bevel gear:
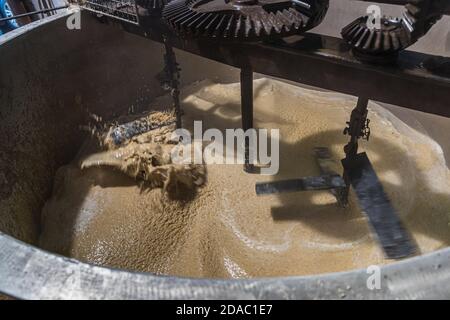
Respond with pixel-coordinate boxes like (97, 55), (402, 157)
(341, 16), (410, 56)
(162, 0), (329, 41)
(341, 0), (444, 59)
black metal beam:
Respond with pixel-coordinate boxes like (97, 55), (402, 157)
(120, 21), (450, 118)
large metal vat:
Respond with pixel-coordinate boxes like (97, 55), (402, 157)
(0, 3), (449, 299)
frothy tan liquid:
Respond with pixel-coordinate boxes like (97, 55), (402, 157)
(39, 78), (450, 278)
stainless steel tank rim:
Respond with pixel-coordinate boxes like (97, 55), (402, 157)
(1, 232), (449, 299)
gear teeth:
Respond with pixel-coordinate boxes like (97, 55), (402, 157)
(383, 31), (391, 51)
(403, 11), (418, 26)
(234, 15), (242, 38)
(398, 29), (410, 47)
(275, 11), (290, 32)
(342, 19), (359, 35)
(245, 16), (253, 38)
(212, 14), (228, 38)
(260, 12), (273, 36)
(172, 11), (194, 27)
(204, 14), (220, 37)
(354, 28), (369, 48)
(162, 0), (329, 41)
(362, 29), (375, 50)
(186, 13), (206, 33)
(194, 12), (211, 30)
(223, 14), (234, 38)
(287, 8), (305, 29)
(341, 16), (412, 57)
(390, 31), (400, 50)
(269, 12), (282, 34)
(344, 24), (360, 40)
(180, 12), (202, 32)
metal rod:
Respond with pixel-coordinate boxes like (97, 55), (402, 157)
(240, 68), (253, 131)
(163, 38), (182, 129)
(342, 96), (370, 202)
(0, 5), (69, 23)
(344, 96), (369, 158)
(240, 68), (254, 172)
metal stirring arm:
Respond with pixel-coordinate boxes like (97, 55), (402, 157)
(341, 97), (417, 259)
(256, 96), (417, 259)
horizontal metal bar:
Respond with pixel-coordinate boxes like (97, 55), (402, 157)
(114, 18), (450, 118)
(0, 5), (69, 23)
(256, 174), (346, 195)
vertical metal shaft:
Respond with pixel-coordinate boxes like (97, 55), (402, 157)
(344, 97), (369, 159)
(341, 96), (370, 203)
(163, 38), (182, 129)
(240, 68), (254, 172)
